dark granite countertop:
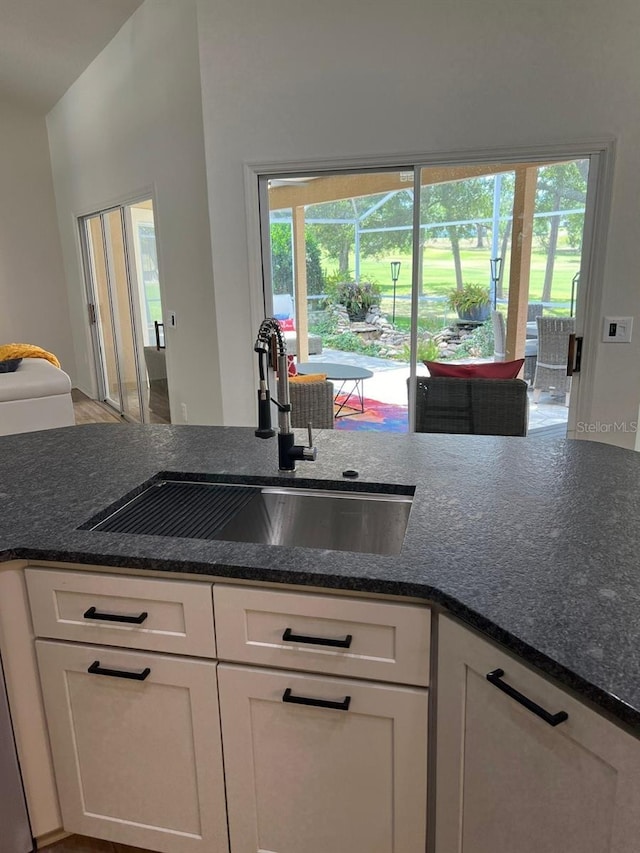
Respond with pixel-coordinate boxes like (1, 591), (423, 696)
(1, 424), (639, 731)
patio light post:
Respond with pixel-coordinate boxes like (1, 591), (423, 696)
(489, 256), (503, 309)
(390, 261), (401, 324)
(570, 271), (580, 317)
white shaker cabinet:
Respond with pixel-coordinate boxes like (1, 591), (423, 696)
(27, 568), (227, 853)
(218, 663), (428, 853)
(35, 640), (229, 853)
(435, 615), (640, 853)
(214, 583), (430, 853)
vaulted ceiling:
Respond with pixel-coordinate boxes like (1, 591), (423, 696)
(0, 0), (144, 112)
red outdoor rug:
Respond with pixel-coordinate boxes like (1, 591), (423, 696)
(333, 396), (408, 432)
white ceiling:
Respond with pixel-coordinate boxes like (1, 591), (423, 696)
(0, 0), (145, 112)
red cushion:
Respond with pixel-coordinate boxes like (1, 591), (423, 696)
(287, 355), (298, 377)
(277, 318), (295, 331)
(424, 359), (525, 379)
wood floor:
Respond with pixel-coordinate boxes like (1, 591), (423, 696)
(71, 389), (122, 424)
(40, 834), (155, 853)
(71, 389), (169, 425)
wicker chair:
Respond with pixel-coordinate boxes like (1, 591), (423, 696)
(412, 376), (528, 436)
(532, 317), (575, 406)
(289, 380), (334, 429)
(491, 310), (537, 383)
(527, 302), (544, 322)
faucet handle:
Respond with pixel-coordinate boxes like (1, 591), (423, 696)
(300, 423), (317, 461)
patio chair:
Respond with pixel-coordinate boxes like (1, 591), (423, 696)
(289, 380), (334, 429)
(527, 303), (544, 322)
(532, 316), (575, 406)
(491, 310), (537, 383)
(412, 376), (528, 436)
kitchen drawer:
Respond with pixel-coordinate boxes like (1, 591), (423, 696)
(214, 584), (430, 686)
(26, 568), (215, 657)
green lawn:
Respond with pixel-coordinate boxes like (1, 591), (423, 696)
(323, 237), (581, 305)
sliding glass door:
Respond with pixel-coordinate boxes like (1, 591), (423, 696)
(80, 198), (169, 423)
(259, 156), (593, 435)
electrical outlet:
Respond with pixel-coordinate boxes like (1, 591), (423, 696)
(180, 403), (188, 423)
(168, 311), (177, 328)
(603, 316), (633, 342)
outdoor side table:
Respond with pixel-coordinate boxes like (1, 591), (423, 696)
(296, 362), (374, 418)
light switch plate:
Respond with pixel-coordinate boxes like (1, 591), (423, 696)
(603, 316), (633, 342)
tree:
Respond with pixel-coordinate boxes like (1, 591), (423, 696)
(534, 162), (588, 302)
(362, 188), (440, 296)
(308, 190), (420, 285)
(270, 222), (292, 295)
(269, 221), (325, 295)
(357, 190), (414, 257)
(306, 200), (357, 276)
(428, 177), (494, 290)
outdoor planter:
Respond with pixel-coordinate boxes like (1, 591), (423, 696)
(455, 304), (491, 323)
(447, 283), (491, 324)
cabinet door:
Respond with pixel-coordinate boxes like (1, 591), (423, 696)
(36, 640), (228, 853)
(218, 664), (428, 853)
(436, 615), (640, 853)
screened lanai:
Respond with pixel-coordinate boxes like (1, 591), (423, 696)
(267, 163), (570, 361)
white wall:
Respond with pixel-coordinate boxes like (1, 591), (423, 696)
(47, 0), (222, 424)
(0, 101), (75, 374)
(196, 0), (640, 445)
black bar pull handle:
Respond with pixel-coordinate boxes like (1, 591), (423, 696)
(282, 687), (351, 711)
(282, 627), (352, 648)
(84, 606), (148, 625)
(567, 334), (583, 376)
(486, 668), (568, 727)
(88, 660), (151, 681)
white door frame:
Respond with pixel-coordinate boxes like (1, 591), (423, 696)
(244, 138), (616, 434)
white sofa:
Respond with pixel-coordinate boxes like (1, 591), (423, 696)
(0, 358), (75, 436)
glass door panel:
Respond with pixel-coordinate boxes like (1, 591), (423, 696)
(264, 170), (416, 433)
(86, 215), (121, 410)
(126, 199), (171, 423)
(104, 209), (143, 422)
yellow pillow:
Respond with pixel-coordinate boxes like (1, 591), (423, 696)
(288, 373), (328, 384)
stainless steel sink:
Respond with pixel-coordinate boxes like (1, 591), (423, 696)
(214, 486), (413, 555)
(87, 479), (413, 556)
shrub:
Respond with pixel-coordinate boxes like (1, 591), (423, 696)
(400, 336), (441, 363)
(326, 272), (382, 321)
(453, 320), (495, 358)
